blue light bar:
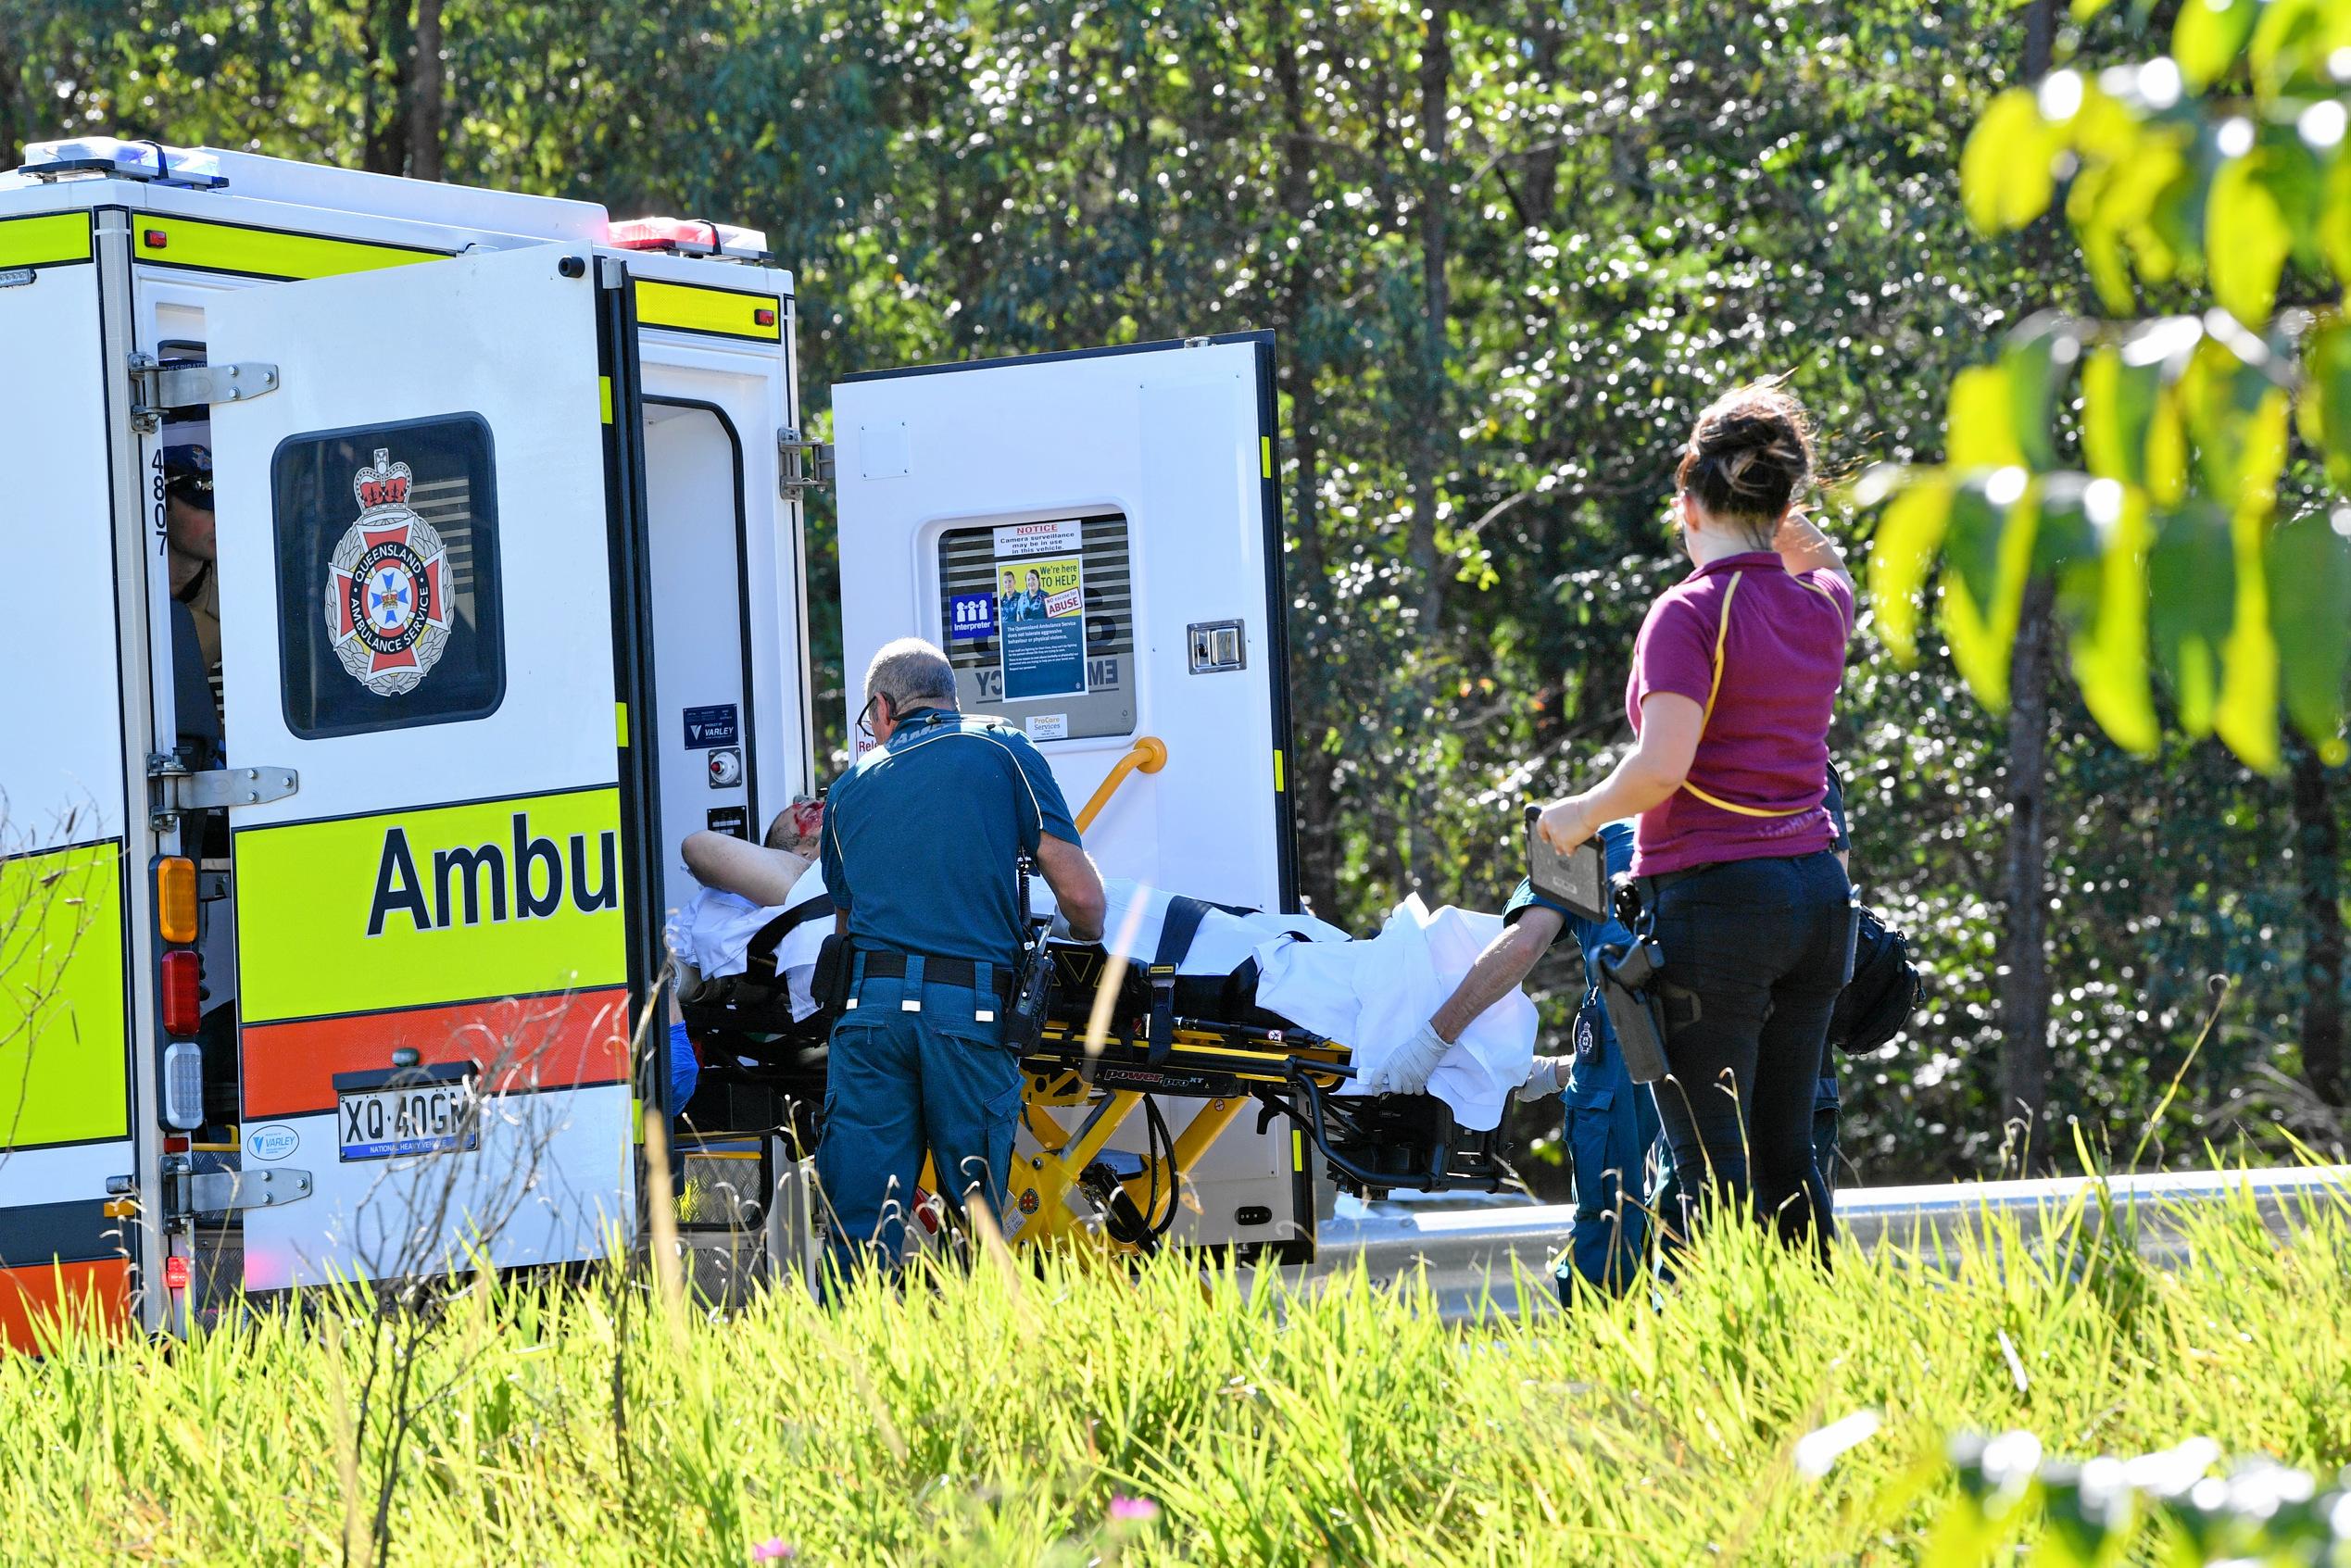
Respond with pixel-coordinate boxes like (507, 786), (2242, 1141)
(19, 137), (228, 190)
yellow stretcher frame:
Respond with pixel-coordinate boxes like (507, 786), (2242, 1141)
(995, 1021), (1349, 1253)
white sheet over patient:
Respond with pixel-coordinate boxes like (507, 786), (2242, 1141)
(1081, 881), (1536, 1132)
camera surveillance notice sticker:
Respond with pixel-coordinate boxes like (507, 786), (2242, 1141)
(993, 521), (1087, 702)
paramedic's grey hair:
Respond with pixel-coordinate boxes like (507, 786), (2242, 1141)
(864, 637), (958, 709)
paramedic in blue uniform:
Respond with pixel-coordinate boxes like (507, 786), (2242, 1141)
(816, 637), (1107, 1284)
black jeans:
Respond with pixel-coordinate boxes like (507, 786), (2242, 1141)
(1647, 850), (1852, 1266)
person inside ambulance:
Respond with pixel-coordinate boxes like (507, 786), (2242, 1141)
(663, 797), (831, 1114)
(160, 445), (225, 770)
(164, 445), (222, 682)
(818, 637), (1107, 1286)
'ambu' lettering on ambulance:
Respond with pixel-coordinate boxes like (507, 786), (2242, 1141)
(368, 812), (618, 935)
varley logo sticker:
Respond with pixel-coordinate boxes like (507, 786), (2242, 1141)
(246, 1123), (300, 1160)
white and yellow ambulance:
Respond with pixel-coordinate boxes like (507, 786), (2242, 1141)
(0, 138), (1310, 1342)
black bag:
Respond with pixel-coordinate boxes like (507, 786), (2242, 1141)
(811, 933), (854, 1017)
(1829, 906), (1924, 1056)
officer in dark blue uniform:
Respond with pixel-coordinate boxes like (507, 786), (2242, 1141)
(816, 638), (1107, 1283)
(1401, 819), (1655, 1297)
(1511, 820), (1664, 1298)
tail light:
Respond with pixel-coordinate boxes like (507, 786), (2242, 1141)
(160, 949), (202, 1037)
(157, 856), (197, 944)
(162, 1041), (204, 1131)
(161, 1255), (191, 1291)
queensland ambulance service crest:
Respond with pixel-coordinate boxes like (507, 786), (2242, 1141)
(323, 448), (451, 696)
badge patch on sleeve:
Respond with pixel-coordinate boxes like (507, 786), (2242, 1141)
(324, 448), (452, 696)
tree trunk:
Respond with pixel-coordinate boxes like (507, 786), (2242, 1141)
(1997, 579), (2056, 1157)
(1994, 0), (2060, 1164)
(2290, 739), (2345, 1104)
(1402, 4), (1452, 893)
(0, 26), (23, 168)
(1268, 3), (1339, 917)
(359, 0), (417, 176)
(407, 0), (446, 182)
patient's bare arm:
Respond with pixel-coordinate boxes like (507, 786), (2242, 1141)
(682, 830), (811, 908)
(1429, 907), (1564, 1043)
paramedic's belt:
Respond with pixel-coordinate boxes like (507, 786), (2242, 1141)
(853, 948), (1015, 1006)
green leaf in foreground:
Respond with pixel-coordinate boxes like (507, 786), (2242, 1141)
(1867, 473), (1952, 663)
(2205, 149), (2292, 328)
(2215, 505), (2282, 771)
(2174, 0), (2261, 89)
(2060, 481), (2161, 758)
(2265, 506), (2351, 762)
(1962, 89), (2060, 234)
(1942, 471), (2037, 709)
(2148, 501), (2235, 737)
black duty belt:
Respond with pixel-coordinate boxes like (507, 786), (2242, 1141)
(855, 948), (1014, 1005)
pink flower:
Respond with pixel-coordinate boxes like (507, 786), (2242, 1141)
(1108, 1496), (1161, 1524)
(751, 1540), (796, 1562)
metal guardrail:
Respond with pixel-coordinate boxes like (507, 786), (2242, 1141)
(1309, 1165), (2351, 1316)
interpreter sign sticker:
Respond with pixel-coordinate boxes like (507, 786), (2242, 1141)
(949, 592), (997, 642)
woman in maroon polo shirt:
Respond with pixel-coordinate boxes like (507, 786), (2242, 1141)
(1535, 383), (1854, 1266)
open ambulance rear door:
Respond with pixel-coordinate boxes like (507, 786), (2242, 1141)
(0, 207), (159, 1344)
(831, 332), (1313, 1257)
(205, 245), (660, 1289)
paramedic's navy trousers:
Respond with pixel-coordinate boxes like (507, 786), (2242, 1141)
(814, 955), (1025, 1291)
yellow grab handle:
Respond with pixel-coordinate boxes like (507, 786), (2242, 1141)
(1075, 736), (1168, 833)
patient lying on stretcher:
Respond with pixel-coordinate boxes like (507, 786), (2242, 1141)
(670, 822), (1541, 1134)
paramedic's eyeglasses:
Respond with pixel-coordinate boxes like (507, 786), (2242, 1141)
(856, 694), (878, 744)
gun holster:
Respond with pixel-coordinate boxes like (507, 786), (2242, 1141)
(1597, 935), (1671, 1084)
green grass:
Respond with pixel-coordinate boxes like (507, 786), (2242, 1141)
(6, 1180), (2351, 1566)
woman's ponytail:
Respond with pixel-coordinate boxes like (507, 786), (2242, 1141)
(1676, 383), (1815, 543)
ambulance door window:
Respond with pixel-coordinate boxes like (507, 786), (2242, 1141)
(270, 414), (506, 738)
(936, 512), (1135, 744)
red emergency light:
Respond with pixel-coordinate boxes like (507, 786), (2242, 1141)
(607, 217), (771, 261)
(160, 949), (202, 1037)
(610, 217), (722, 254)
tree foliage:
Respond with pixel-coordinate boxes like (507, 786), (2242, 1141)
(1869, 0), (2351, 774)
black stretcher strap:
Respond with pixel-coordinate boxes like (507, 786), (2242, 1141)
(743, 893), (835, 982)
(1147, 896), (1217, 1065)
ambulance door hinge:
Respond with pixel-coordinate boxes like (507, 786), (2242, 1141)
(127, 352), (280, 434)
(147, 756), (299, 831)
(778, 428), (835, 499)
(170, 1166), (315, 1219)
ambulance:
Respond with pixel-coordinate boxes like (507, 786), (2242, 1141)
(0, 138), (1324, 1342)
